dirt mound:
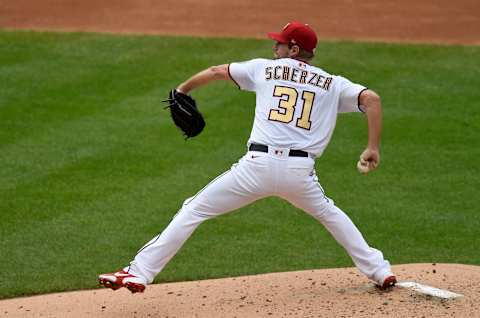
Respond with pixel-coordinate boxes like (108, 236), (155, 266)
(1, 263), (479, 317)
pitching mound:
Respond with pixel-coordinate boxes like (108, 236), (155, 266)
(2, 263), (479, 317)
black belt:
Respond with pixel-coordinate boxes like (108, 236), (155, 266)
(249, 144), (309, 157)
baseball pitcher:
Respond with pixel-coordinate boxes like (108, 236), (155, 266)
(99, 21), (396, 293)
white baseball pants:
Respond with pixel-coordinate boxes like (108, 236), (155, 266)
(126, 147), (392, 284)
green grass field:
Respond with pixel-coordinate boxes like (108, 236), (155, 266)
(0, 30), (479, 299)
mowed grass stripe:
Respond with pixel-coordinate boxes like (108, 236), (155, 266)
(0, 30), (479, 299)
(0, 87), (164, 190)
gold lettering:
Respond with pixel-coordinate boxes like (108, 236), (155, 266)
(273, 66), (282, 80)
(282, 66), (291, 80)
(265, 67), (273, 80)
(315, 75), (325, 87)
(291, 68), (299, 83)
(323, 77), (333, 90)
(308, 72), (318, 85)
(299, 71), (308, 84)
(267, 67), (331, 91)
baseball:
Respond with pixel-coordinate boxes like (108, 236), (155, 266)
(356, 159), (370, 174)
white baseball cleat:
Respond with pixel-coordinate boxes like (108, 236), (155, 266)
(98, 270), (147, 293)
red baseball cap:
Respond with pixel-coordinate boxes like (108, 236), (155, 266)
(267, 21), (318, 53)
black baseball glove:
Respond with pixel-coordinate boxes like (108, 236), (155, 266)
(163, 89), (205, 138)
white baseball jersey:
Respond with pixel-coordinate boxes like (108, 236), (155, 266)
(229, 58), (367, 157)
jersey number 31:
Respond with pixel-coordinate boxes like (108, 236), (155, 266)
(268, 85), (315, 130)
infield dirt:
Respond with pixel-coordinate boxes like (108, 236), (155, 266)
(1, 0), (479, 45)
(1, 1), (479, 317)
(1, 264), (479, 317)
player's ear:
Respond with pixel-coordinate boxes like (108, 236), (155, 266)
(288, 45), (300, 58)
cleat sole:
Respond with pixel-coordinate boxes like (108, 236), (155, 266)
(99, 278), (123, 291)
(125, 282), (146, 294)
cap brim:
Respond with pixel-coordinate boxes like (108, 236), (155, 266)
(267, 32), (289, 44)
